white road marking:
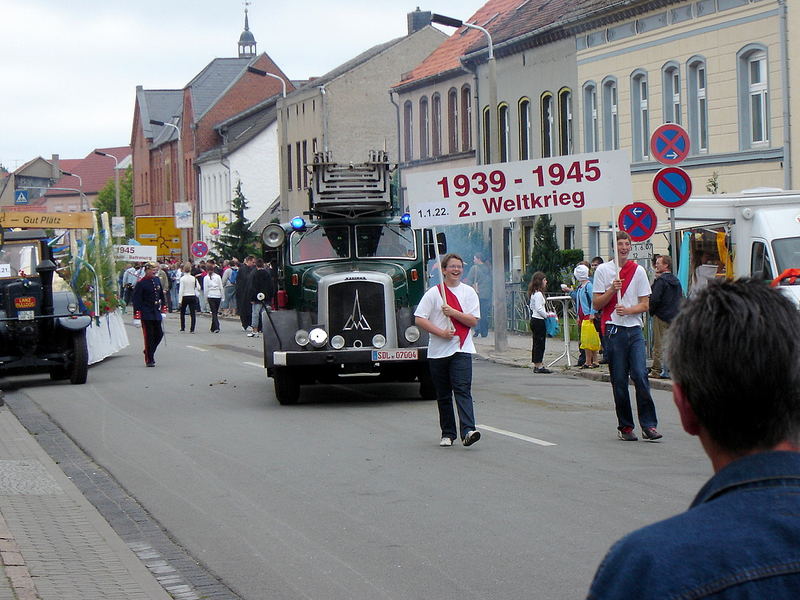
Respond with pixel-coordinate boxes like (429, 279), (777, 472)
(243, 361), (263, 368)
(186, 345), (209, 352)
(477, 424), (557, 447)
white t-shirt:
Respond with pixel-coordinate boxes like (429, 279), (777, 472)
(529, 290), (547, 319)
(205, 273), (223, 298)
(414, 282), (480, 358)
(593, 260), (651, 328)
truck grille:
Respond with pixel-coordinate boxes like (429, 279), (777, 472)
(327, 280), (386, 347)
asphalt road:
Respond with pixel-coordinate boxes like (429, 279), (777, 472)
(4, 313), (711, 599)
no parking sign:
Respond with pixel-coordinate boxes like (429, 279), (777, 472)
(618, 202), (658, 242)
(191, 241), (209, 258)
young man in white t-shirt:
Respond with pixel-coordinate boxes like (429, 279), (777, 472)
(593, 231), (661, 442)
(414, 253), (482, 447)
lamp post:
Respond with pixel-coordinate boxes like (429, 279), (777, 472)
(247, 66), (289, 222)
(431, 13), (506, 351)
(149, 118), (187, 260)
(60, 170), (87, 212)
(94, 150), (120, 217)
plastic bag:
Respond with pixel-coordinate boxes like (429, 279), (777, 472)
(544, 312), (560, 337)
(580, 319), (601, 351)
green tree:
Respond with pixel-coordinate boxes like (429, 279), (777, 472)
(526, 214), (561, 291)
(211, 182), (259, 261)
(93, 166), (134, 239)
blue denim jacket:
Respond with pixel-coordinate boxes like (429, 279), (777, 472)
(587, 451), (800, 599)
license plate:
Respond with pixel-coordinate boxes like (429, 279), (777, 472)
(17, 310), (34, 321)
(14, 296), (36, 309)
(371, 349), (418, 361)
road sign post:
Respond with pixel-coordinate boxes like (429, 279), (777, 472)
(651, 123), (691, 270)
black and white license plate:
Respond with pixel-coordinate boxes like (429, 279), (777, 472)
(17, 310), (34, 321)
(371, 349), (418, 361)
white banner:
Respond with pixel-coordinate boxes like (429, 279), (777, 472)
(174, 202), (193, 229)
(114, 245), (157, 263)
(111, 216), (125, 238)
(406, 150), (632, 227)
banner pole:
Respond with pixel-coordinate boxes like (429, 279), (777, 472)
(610, 205), (622, 304)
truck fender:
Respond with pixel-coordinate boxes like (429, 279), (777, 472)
(263, 309), (301, 369)
(57, 315), (92, 331)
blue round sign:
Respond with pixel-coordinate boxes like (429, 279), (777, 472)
(652, 167), (692, 209)
(650, 123), (690, 165)
(618, 202), (658, 243)
(191, 241), (209, 258)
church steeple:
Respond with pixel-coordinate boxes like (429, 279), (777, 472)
(238, 2), (257, 58)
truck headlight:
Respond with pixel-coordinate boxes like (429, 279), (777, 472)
(309, 327), (328, 348)
(371, 334), (386, 348)
(330, 335), (345, 349)
(295, 329), (310, 347)
(404, 326), (420, 343)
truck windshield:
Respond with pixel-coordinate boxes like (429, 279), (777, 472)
(355, 225), (416, 259)
(290, 226), (350, 264)
(773, 237), (800, 275)
(0, 242), (40, 278)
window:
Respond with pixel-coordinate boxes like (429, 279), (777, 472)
(403, 101), (413, 161)
(588, 224), (600, 258)
(461, 85), (472, 151)
(431, 93), (442, 157)
(688, 57), (709, 153)
(750, 240), (774, 280)
(558, 88), (573, 155)
(296, 142), (302, 190)
(498, 103), (510, 162)
(447, 88), (458, 153)
(563, 225), (575, 250)
(419, 97), (429, 159)
(302, 140), (308, 188)
(630, 70), (649, 161)
(482, 105), (491, 164)
(287, 144), (293, 191)
(602, 78), (619, 150)
(582, 82), (598, 152)
(737, 46), (769, 148)
(518, 97), (531, 160)
(541, 92), (555, 158)
(662, 62), (682, 125)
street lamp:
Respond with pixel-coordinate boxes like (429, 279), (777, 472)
(247, 66), (289, 222)
(60, 170), (87, 212)
(94, 151), (120, 217)
(150, 118), (188, 259)
(431, 13), (507, 351)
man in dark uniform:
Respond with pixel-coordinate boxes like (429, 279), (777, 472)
(236, 255), (256, 332)
(132, 262), (167, 367)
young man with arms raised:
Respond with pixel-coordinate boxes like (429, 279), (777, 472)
(588, 278), (800, 598)
(415, 253), (481, 448)
(593, 231), (661, 441)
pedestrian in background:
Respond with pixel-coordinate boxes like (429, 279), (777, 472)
(463, 252), (492, 338)
(248, 258), (274, 338)
(221, 258), (239, 316)
(570, 264), (599, 369)
(131, 262), (167, 367)
(414, 253), (481, 448)
(205, 259), (223, 333)
(593, 231), (660, 442)
(527, 271), (552, 374)
(178, 263), (201, 333)
(649, 254), (682, 379)
(237, 255), (256, 332)
(590, 256), (607, 363)
(588, 278), (800, 598)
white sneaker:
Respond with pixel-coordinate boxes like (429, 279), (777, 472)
(246, 332), (255, 337)
(463, 430), (481, 447)
(439, 437), (453, 447)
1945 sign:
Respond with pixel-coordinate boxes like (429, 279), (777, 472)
(406, 150), (631, 227)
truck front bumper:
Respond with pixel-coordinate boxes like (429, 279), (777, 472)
(272, 347), (428, 367)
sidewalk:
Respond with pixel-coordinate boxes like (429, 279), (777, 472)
(0, 395), (171, 600)
(470, 329), (675, 392)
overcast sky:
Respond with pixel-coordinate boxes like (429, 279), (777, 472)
(0, 0), (487, 170)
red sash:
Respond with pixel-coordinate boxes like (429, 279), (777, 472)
(600, 261), (637, 335)
(440, 285), (470, 349)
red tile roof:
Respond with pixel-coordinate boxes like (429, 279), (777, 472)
(46, 147), (131, 198)
(393, 0), (523, 89)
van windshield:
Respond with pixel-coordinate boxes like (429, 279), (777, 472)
(773, 237), (800, 275)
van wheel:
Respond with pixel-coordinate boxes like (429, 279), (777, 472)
(274, 367), (299, 405)
(68, 332), (89, 385)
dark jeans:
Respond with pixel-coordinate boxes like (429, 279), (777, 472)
(604, 325), (658, 431)
(141, 319), (163, 364)
(428, 352), (476, 441)
(180, 296), (199, 332)
(208, 297), (221, 332)
(530, 317), (546, 363)
(475, 297), (491, 337)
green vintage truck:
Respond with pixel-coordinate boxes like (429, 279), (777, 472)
(259, 151), (441, 404)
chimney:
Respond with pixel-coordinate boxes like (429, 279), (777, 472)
(51, 154), (60, 181)
(407, 7), (432, 34)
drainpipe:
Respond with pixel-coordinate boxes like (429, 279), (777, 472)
(778, 0), (792, 189)
(389, 90), (403, 211)
(319, 84), (329, 153)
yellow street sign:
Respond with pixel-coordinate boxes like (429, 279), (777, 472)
(134, 216), (182, 258)
(0, 211), (95, 229)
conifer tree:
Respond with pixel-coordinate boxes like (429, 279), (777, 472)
(211, 182), (259, 261)
(527, 214), (561, 292)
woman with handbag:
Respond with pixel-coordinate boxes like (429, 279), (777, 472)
(528, 271), (552, 374)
